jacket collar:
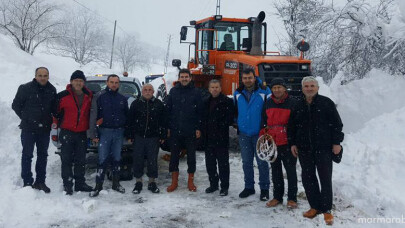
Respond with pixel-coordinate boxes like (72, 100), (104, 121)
(105, 86), (119, 94)
(209, 93), (226, 103)
(302, 93), (319, 105)
(236, 78), (261, 93)
(140, 96), (156, 102)
(175, 81), (194, 89)
(271, 92), (288, 104)
(66, 84), (91, 96)
(33, 78), (49, 89)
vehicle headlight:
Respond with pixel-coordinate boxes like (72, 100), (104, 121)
(301, 64), (309, 70)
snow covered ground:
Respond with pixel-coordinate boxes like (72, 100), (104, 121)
(1, 26), (405, 228)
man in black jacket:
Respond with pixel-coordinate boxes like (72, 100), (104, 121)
(166, 68), (203, 192)
(12, 67), (57, 192)
(203, 80), (234, 196)
(127, 84), (166, 194)
(288, 76), (344, 226)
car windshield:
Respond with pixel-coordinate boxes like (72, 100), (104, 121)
(85, 81), (140, 98)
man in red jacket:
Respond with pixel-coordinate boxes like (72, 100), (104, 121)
(261, 78), (298, 209)
(57, 70), (93, 195)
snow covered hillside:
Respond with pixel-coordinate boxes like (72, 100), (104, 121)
(1, 25), (405, 228)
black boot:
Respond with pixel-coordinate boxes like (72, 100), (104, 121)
(239, 188), (255, 198)
(32, 182), (51, 193)
(260, 189), (269, 201)
(132, 182), (143, 194)
(147, 182), (160, 193)
(205, 185), (219, 194)
(74, 182), (93, 192)
(89, 183), (103, 197)
(112, 175), (125, 193)
(64, 185), (73, 195)
(219, 189), (228, 196)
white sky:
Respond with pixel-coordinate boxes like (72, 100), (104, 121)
(62, 0), (286, 60)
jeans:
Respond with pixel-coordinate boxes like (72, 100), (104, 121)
(96, 128), (124, 184)
(20, 129), (50, 185)
(238, 133), (270, 190)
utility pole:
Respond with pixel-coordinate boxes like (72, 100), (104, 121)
(216, 0), (221, 15)
(164, 34), (172, 74)
(109, 20), (117, 69)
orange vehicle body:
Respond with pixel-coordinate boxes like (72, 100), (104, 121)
(177, 14), (312, 95)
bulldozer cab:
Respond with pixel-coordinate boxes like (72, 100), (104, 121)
(191, 19), (266, 65)
(177, 12), (311, 96)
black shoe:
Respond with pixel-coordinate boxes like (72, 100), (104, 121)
(23, 183), (32, 188)
(64, 185), (73, 195)
(219, 189), (228, 196)
(132, 182), (143, 194)
(260, 189), (269, 201)
(112, 175), (125, 193)
(74, 183), (93, 192)
(205, 186), (219, 194)
(147, 182), (160, 193)
(89, 183), (103, 197)
(239, 188), (255, 198)
(32, 182), (51, 193)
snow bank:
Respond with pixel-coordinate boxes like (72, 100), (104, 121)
(1, 31), (405, 226)
(325, 69), (405, 218)
(329, 69), (405, 133)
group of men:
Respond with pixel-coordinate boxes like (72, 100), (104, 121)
(12, 66), (343, 226)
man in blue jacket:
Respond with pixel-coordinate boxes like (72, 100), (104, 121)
(89, 74), (128, 197)
(234, 68), (271, 201)
(166, 68), (203, 192)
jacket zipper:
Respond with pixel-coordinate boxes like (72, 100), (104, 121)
(307, 102), (313, 151)
(72, 93), (81, 128)
(144, 100), (149, 137)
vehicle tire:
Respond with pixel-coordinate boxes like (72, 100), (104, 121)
(157, 84), (167, 101)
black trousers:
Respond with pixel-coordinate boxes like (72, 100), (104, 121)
(59, 129), (87, 187)
(205, 146), (230, 190)
(20, 129), (50, 185)
(133, 135), (159, 179)
(298, 148), (333, 212)
(271, 145), (297, 202)
(169, 135), (196, 173)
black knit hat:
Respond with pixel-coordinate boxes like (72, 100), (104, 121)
(70, 70), (86, 81)
(270, 77), (286, 88)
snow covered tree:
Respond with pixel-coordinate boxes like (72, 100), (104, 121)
(0, 0), (60, 55)
(383, 0), (405, 75)
(49, 7), (107, 66)
(273, 0), (329, 56)
(115, 35), (149, 72)
(274, 0), (396, 82)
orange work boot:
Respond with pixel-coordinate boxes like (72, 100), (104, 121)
(303, 208), (318, 219)
(187, 173), (197, 192)
(287, 200), (298, 209)
(266, 199), (281, 207)
(324, 213), (334, 225)
(166, 172), (179, 192)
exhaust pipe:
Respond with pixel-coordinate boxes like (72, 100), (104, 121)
(250, 11), (266, 56)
